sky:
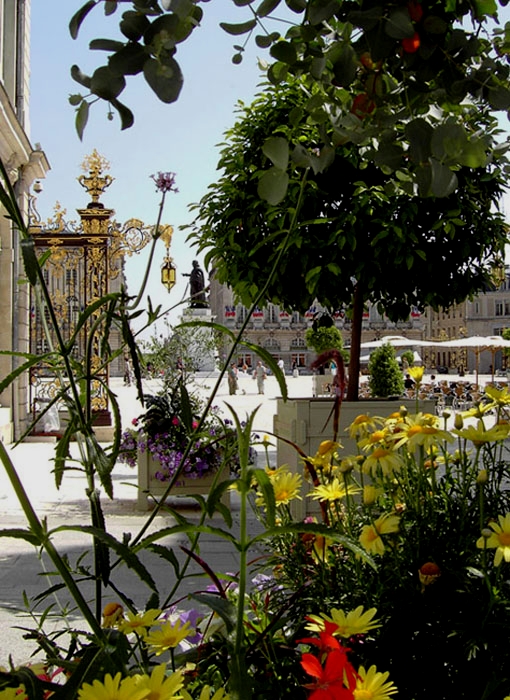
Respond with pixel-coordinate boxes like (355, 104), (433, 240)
(29, 2), (510, 339)
(29, 1), (278, 335)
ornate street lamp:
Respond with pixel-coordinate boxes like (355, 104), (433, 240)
(161, 255), (177, 292)
(159, 224), (176, 292)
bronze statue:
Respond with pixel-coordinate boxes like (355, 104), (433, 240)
(183, 260), (208, 308)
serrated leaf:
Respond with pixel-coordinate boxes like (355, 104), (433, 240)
(0, 528), (40, 546)
(257, 167), (289, 205)
(262, 136), (289, 169)
(69, 0), (96, 39)
(219, 19), (257, 36)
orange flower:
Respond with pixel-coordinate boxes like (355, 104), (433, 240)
(402, 32), (420, 53)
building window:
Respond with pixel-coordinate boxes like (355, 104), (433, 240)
(496, 301), (504, 316)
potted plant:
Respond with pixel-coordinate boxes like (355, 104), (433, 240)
(367, 344), (404, 399)
(305, 314), (348, 396)
(119, 383), (244, 508)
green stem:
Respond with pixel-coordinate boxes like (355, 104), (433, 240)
(0, 441), (104, 641)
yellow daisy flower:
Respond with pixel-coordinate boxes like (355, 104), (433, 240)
(102, 602), (124, 628)
(134, 664), (184, 700)
(271, 469), (302, 504)
(362, 447), (404, 477)
(78, 673), (148, 700)
(359, 513), (400, 556)
(348, 414), (382, 439)
(306, 605), (380, 638)
(358, 429), (390, 450)
(353, 665), (398, 700)
(145, 619), (192, 656)
(407, 366), (424, 384)
(363, 484), (382, 505)
(317, 440), (342, 456)
(453, 421), (510, 447)
(309, 478), (360, 502)
(118, 608), (162, 637)
(484, 385), (510, 407)
(477, 513), (510, 565)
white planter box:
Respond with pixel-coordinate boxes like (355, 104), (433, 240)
(137, 449), (230, 510)
(274, 397), (436, 519)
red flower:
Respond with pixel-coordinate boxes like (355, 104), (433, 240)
(402, 31), (420, 53)
(350, 93), (376, 118)
(301, 647), (357, 699)
(299, 621), (342, 655)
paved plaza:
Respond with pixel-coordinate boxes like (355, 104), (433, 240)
(0, 370), (499, 664)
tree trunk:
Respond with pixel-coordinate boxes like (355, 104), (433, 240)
(347, 282), (363, 401)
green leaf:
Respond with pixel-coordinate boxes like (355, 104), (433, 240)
(219, 19), (257, 36)
(104, 1), (117, 15)
(69, 0), (96, 39)
(20, 238), (39, 285)
(0, 528), (40, 546)
(487, 85), (510, 110)
(189, 592), (236, 632)
(251, 468), (275, 526)
(120, 10), (150, 41)
(51, 525), (158, 591)
(405, 118), (433, 164)
(430, 158), (458, 197)
(431, 122), (467, 163)
(143, 56), (183, 103)
(385, 7), (415, 39)
(68, 93), (83, 106)
(270, 40), (297, 64)
(257, 167), (289, 205)
(109, 97), (135, 130)
(232, 53), (243, 64)
(70, 64), (92, 89)
(75, 100), (89, 140)
(91, 65), (126, 99)
(109, 43), (147, 76)
(473, 0), (498, 18)
(89, 38), (125, 51)
(256, 0), (281, 17)
(255, 33), (276, 48)
(262, 136), (289, 169)
(458, 137), (488, 168)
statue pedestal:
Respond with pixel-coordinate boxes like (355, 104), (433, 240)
(180, 307), (216, 372)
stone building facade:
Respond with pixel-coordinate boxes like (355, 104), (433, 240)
(209, 276), (424, 372)
(0, 0), (49, 441)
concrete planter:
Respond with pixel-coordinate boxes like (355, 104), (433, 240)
(137, 449), (230, 509)
(274, 397), (436, 519)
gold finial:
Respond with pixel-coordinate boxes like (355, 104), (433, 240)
(159, 224), (174, 249)
(78, 149), (114, 204)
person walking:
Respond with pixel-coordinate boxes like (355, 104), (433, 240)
(253, 360), (267, 394)
(227, 363), (238, 395)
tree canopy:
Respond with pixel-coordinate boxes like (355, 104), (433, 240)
(186, 77), (508, 396)
(70, 0), (510, 196)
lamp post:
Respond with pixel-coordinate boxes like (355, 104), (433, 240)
(160, 224), (176, 292)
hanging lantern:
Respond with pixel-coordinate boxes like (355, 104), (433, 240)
(161, 256), (176, 292)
